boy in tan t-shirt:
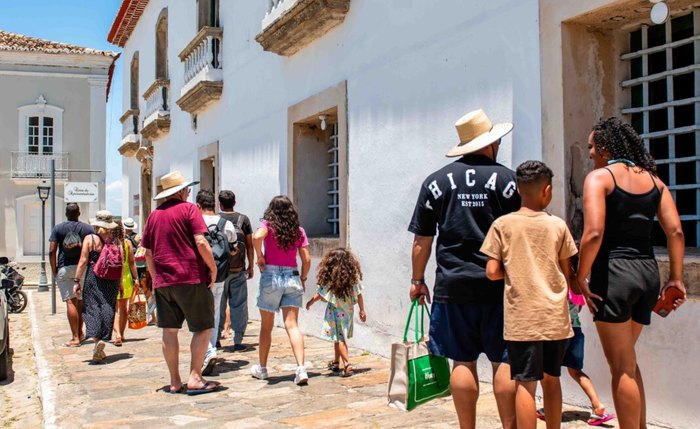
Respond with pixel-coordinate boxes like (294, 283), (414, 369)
(480, 160), (578, 429)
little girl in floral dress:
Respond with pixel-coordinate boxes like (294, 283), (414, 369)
(305, 248), (366, 377)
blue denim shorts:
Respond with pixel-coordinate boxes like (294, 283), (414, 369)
(562, 327), (584, 370)
(256, 265), (304, 313)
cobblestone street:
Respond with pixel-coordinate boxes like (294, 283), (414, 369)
(2, 291), (636, 428)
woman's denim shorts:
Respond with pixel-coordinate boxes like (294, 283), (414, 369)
(256, 265), (304, 313)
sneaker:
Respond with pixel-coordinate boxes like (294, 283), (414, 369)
(202, 349), (217, 376)
(294, 365), (308, 386)
(233, 344), (247, 352)
(92, 340), (106, 363)
(251, 364), (268, 380)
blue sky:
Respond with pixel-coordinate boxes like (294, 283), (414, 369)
(0, 0), (125, 214)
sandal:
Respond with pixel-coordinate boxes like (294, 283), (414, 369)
(588, 413), (615, 426)
(341, 363), (354, 377)
(114, 336), (122, 347)
(327, 360), (340, 372)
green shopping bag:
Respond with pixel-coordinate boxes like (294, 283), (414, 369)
(387, 300), (451, 411)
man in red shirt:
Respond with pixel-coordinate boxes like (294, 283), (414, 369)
(141, 171), (221, 395)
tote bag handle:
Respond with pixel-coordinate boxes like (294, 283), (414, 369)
(402, 300), (430, 343)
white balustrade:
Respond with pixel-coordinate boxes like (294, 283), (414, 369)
(180, 27), (223, 87)
(121, 111), (139, 139)
(11, 152), (69, 179)
(144, 80), (169, 120)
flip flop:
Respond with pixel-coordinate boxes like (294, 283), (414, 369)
(156, 385), (187, 394)
(63, 341), (80, 348)
(186, 381), (223, 396)
(588, 413), (615, 426)
(536, 408), (545, 421)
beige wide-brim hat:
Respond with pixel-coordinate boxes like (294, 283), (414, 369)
(122, 217), (138, 231)
(446, 109), (514, 157)
(154, 170), (199, 200)
(90, 210), (118, 229)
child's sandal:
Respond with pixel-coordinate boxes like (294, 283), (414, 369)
(341, 363), (354, 377)
(327, 361), (340, 372)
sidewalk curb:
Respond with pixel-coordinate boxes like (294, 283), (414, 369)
(28, 290), (57, 429)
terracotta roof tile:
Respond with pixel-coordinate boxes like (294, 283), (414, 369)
(0, 29), (118, 57)
(108, 0), (149, 47)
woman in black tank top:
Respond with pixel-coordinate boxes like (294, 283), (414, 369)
(575, 118), (685, 428)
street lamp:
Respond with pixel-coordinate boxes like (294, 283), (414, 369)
(37, 185), (51, 292)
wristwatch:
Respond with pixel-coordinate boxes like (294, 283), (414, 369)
(410, 278), (425, 286)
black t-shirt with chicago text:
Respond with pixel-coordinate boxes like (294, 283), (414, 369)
(49, 220), (95, 268)
(408, 155), (520, 304)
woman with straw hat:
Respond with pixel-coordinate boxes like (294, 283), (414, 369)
(73, 210), (123, 363)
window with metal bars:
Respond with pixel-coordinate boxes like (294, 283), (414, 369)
(327, 123), (339, 236)
(621, 9), (699, 247)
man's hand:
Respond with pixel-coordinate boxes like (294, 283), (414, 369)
(208, 271), (216, 290)
(247, 266), (254, 280)
(256, 255), (266, 273)
(409, 283), (431, 305)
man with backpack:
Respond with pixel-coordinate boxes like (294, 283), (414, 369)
(218, 190), (254, 351)
(49, 203), (95, 347)
(196, 189), (237, 376)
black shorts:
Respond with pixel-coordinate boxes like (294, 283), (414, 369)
(506, 339), (569, 381)
(429, 302), (508, 363)
(155, 283), (214, 332)
(590, 258), (660, 325)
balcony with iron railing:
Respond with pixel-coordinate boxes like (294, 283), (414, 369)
(176, 26), (224, 114)
(141, 79), (170, 141)
(257, 0), (351, 56)
(119, 109), (140, 157)
(11, 152), (69, 180)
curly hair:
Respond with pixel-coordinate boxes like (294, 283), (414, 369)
(592, 117), (657, 174)
(316, 248), (363, 300)
(263, 195), (302, 251)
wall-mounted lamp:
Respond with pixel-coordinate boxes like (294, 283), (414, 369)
(319, 115), (327, 131)
(650, 0), (669, 24)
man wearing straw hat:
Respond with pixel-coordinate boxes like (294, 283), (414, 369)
(408, 109), (520, 428)
(140, 170), (222, 395)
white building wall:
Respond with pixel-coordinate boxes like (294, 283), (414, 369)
(117, 0), (697, 426)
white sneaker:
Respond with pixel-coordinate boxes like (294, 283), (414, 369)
(202, 348), (217, 376)
(92, 340), (106, 363)
(251, 364), (268, 380)
(294, 365), (308, 385)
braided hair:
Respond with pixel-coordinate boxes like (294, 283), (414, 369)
(591, 117), (657, 174)
(263, 195), (302, 251)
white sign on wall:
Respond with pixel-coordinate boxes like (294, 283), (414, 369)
(64, 182), (99, 203)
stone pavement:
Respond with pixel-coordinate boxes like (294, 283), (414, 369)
(23, 290), (625, 429)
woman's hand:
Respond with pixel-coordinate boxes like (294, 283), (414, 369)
(661, 279), (686, 309)
(576, 276), (602, 314)
(73, 281), (82, 296)
(118, 284), (124, 297)
(305, 299), (313, 310)
(256, 255), (266, 273)
(359, 310), (367, 322)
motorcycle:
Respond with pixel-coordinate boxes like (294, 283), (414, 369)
(0, 257), (27, 314)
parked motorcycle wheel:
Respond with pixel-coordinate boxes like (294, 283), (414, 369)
(8, 291), (27, 314)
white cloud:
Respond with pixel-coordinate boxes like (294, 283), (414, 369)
(106, 180), (122, 192)
(105, 180), (122, 215)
